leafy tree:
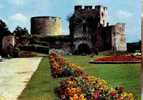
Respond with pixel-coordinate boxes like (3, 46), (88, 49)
(0, 19), (11, 48)
(0, 19), (11, 36)
(13, 26), (29, 37)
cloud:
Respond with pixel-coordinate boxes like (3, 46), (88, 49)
(10, 13), (28, 23)
(8, 13), (30, 31)
(116, 10), (132, 19)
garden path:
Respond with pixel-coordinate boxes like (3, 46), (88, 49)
(0, 57), (42, 100)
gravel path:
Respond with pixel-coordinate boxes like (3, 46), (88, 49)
(0, 57), (42, 100)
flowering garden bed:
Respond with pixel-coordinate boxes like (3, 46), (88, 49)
(90, 55), (141, 64)
(49, 52), (85, 78)
(49, 52), (136, 100)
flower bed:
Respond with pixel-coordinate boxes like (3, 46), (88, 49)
(56, 76), (134, 100)
(49, 52), (135, 100)
(49, 52), (85, 78)
(95, 55), (141, 62)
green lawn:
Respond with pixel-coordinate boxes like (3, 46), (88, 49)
(18, 56), (141, 100)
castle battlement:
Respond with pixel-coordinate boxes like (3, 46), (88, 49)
(31, 16), (61, 22)
(74, 5), (107, 11)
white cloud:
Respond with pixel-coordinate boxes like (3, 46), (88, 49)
(116, 10), (132, 19)
(8, 13), (30, 31)
(10, 13), (28, 23)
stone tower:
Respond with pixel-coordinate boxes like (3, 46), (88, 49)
(69, 5), (127, 54)
(95, 5), (108, 27)
(69, 5), (108, 54)
(31, 16), (62, 37)
(111, 23), (127, 51)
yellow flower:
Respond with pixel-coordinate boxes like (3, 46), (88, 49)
(128, 93), (134, 100)
(69, 96), (74, 100)
(128, 93), (133, 97)
(110, 88), (115, 91)
(121, 92), (128, 97)
(79, 94), (87, 100)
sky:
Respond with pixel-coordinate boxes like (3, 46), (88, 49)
(0, 0), (141, 42)
(142, 0), (143, 16)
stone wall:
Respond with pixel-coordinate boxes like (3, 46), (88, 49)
(2, 35), (15, 50)
(111, 23), (127, 51)
(31, 16), (62, 36)
(74, 5), (108, 26)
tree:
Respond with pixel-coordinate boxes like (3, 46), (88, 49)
(0, 19), (11, 36)
(13, 26), (29, 37)
(0, 19), (11, 48)
(0, 19), (8, 33)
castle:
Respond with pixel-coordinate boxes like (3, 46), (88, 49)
(69, 5), (127, 54)
(30, 5), (127, 54)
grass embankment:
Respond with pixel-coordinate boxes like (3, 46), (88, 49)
(18, 56), (140, 100)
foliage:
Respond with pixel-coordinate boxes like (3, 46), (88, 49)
(0, 19), (11, 48)
(49, 52), (85, 78)
(95, 55), (141, 62)
(0, 19), (10, 36)
(49, 52), (136, 100)
(57, 76), (135, 100)
(18, 51), (36, 57)
(13, 26), (29, 37)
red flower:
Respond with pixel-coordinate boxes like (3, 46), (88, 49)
(118, 86), (124, 93)
(96, 55), (141, 62)
(110, 91), (116, 97)
(92, 91), (100, 100)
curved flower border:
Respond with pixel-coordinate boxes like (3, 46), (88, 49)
(49, 52), (135, 100)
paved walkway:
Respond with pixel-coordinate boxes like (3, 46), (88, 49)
(0, 57), (42, 100)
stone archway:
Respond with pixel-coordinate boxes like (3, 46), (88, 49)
(77, 43), (91, 54)
(74, 41), (92, 54)
(74, 41), (92, 49)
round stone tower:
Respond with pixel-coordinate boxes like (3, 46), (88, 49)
(31, 16), (62, 36)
